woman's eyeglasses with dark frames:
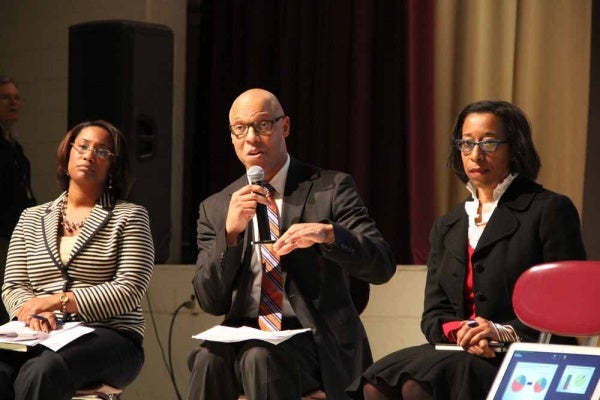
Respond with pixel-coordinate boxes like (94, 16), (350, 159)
(455, 139), (509, 154)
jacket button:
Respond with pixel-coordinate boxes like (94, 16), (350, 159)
(475, 292), (487, 301)
(474, 263), (484, 272)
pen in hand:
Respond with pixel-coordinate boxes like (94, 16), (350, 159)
(29, 314), (65, 328)
(30, 314), (48, 322)
(29, 314), (49, 323)
(28, 314), (50, 333)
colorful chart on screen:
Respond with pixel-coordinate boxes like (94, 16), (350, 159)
(501, 362), (558, 400)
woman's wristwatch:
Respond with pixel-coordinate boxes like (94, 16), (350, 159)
(58, 292), (69, 313)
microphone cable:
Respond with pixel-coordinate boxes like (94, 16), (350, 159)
(146, 292), (194, 400)
(168, 296), (195, 400)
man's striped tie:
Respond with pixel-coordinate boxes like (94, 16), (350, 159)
(258, 183), (283, 331)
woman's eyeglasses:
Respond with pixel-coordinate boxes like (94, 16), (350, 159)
(70, 142), (114, 160)
(455, 139), (509, 154)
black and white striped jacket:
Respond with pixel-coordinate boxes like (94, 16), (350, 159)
(2, 191), (154, 338)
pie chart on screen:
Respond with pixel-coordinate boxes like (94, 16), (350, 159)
(534, 377), (548, 393)
(511, 375), (526, 392)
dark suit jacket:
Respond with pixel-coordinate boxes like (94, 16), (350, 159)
(421, 175), (586, 344)
(0, 132), (36, 239)
(193, 158), (395, 399)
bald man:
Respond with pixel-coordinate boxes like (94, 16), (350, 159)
(0, 76), (36, 324)
(188, 89), (395, 400)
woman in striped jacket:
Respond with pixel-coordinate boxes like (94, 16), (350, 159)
(0, 120), (154, 399)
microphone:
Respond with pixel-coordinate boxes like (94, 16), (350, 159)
(246, 166), (275, 244)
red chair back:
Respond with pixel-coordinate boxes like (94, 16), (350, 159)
(512, 261), (600, 337)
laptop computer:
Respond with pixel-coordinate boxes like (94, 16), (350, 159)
(486, 342), (600, 400)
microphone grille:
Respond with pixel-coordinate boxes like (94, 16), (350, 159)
(246, 165), (264, 183)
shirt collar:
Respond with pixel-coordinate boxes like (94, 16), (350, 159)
(466, 173), (517, 202)
(265, 154), (290, 196)
(0, 123), (13, 141)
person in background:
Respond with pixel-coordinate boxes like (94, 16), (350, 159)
(0, 120), (154, 399)
(347, 100), (586, 400)
(0, 76), (36, 324)
(187, 88), (396, 400)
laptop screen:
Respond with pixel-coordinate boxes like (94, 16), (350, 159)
(487, 342), (600, 400)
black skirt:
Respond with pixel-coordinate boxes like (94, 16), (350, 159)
(346, 343), (504, 400)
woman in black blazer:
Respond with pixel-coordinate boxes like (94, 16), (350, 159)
(0, 120), (154, 399)
(347, 100), (586, 400)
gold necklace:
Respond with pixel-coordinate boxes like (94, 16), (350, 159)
(61, 193), (87, 233)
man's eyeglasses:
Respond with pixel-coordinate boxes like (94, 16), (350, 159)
(455, 139), (509, 154)
(229, 116), (285, 139)
(0, 94), (22, 103)
(70, 142), (114, 160)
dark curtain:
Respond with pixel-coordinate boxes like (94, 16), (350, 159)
(583, 0), (600, 259)
(185, 0), (435, 264)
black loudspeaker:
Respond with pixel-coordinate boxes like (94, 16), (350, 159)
(68, 20), (173, 263)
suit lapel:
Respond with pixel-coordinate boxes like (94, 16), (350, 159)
(225, 175), (256, 317)
(229, 175), (252, 250)
(43, 191), (115, 269)
(281, 159), (315, 232)
(443, 205), (468, 265)
(427, 182), (542, 273)
(278, 159), (320, 314)
(42, 194), (65, 270)
(474, 207), (518, 252)
(65, 201), (112, 268)
(474, 176), (538, 254)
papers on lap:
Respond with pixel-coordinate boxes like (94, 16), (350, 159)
(0, 321), (94, 352)
(193, 325), (312, 345)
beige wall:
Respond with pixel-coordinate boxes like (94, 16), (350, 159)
(361, 266), (427, 360)
(0, 0), (186, 262)
(434, 0), (591, 218)
(130, 265), (426, 400)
